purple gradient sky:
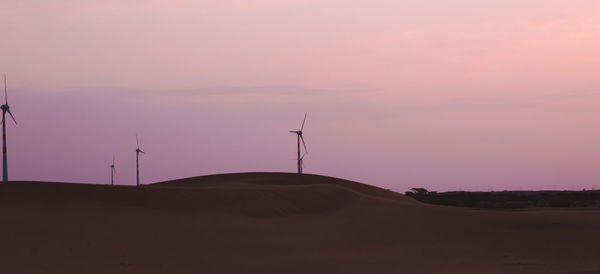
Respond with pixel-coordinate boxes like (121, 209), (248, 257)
(2, 0), (600, 191)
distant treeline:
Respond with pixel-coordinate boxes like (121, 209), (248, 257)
(406, 188), (600, 208)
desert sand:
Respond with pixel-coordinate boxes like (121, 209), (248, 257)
(1, 172), (599, 273)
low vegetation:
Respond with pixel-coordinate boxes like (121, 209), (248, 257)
(406, 188), (600, 208)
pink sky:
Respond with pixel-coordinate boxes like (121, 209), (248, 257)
(2, 0), (600, 191)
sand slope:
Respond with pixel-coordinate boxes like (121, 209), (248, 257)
(1, 172), (599, 273)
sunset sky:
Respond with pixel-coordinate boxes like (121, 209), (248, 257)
(2, 0), (600, 191)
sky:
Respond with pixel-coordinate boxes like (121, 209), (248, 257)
(1, 0), (600, 191)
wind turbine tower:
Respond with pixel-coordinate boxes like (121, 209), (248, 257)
(1, 74), (17, 182)
(289, 113), (307, 174)
(135, 135), (145, 186)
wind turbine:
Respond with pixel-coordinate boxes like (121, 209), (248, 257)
(135, 135), (145, 186)
(110, 156), (116, 185)
(1, 74), (17, 182)
(289, 113), (307, 174)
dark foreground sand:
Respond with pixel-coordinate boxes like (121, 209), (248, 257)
(1, 173), (599, 273)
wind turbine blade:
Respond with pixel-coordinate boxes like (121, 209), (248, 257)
(6, 110), (16, 124)
(3, 73), (7, 105)
(300, 112), (307, 131)
(300, 134), (307, 153)
(114, 167), (117, 175)
(136, 135), (140, 148)
(140, 150), (146, 154)
(112, 156), (115, 165)
(300, 154), (306, 168)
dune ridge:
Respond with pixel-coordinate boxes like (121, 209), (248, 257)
(0, 173), (417, 217)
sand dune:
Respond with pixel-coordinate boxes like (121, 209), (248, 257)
(1, 172), (599, 273)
